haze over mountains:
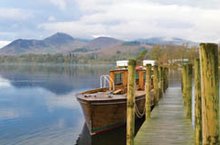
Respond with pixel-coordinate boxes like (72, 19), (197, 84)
(0, 32), (196, 55)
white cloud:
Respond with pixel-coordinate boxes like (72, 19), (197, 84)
(0, 41), (11, 48)
(49, 0), (68, 10)
(39, 0), (220, 42)
(0, 8), (32, 21)
(48, 16), (56, 22)
(148, 0), (220, 9)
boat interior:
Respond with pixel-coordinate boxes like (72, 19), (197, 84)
(77, 65), (152, 101)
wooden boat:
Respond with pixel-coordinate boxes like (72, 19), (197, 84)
(77, 61), (154, 135)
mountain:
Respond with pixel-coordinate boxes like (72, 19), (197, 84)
(87, 37), (123, 49)
(0, 32), (86, 55)
(1, 39), (46, 54)
(0, 33), (197, 55)
(44, 32), (74, 44)
(137, 37), (197, 46)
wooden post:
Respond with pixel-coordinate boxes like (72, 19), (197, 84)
(194, 58), (202, 145)
(165, 67), (169, 90)
(160, 67), (164, 93)
(126, 59), (136, 145)
(167, 68), (169, 89)
(153, 65), (159, 105)
(200, 43), (219, 144)
(161, 67), (165, 93)
(181, 67), (184, 93)
(182, 64), (192, 119)
(163, 67), (166, 93)
(181, 72), (183, 93)
(145, 64), (152, 118)
(182, 65), (187, 108)
(186, 64), (192, 119)
(158, 66), (163, 98)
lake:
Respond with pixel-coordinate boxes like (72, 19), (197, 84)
(0, 64), (124, 145)
(0, 64), (183, 145)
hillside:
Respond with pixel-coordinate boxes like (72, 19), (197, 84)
(137, 37), (196, 46)
(87, 37), (123, 49)
(0, 33), (196, 56)
(0, 32), (86, 55)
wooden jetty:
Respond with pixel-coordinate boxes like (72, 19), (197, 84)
(134, 87), (194, 145)
(127, 43), (219, 145)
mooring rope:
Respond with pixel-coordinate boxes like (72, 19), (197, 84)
(134, 83), (145, 118)
(135, 102), (145, 118)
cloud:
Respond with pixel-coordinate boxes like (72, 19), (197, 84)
(39, 1), (220, 42)
(148, 0), (220, 9)
(0, 8), (32, 21)
(49, 0), (68, 10)
(48, 16), (56, 22)
(1, 0), (220, 42)
(0, 41), (11, 48)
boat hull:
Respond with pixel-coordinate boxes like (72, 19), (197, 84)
(77, 95), (145, 135)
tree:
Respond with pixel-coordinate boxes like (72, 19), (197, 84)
(136, 49), (148, 65)
(148, 45), (162, 60)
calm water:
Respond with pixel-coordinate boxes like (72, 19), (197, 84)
(0, 64), (118, 145)
(0, 64), (183, 145)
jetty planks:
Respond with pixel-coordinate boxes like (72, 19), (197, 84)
(135, 87), (194, 145)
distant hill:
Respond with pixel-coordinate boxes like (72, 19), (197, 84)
(44, 32), (74, 44)
(0, 32), (86, 55)
(87, 37), (123, 49)
(0, 33), (197, 55)
(137, 37), (197, 46)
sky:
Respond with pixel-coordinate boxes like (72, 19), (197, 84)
(0, 0), (220, 47)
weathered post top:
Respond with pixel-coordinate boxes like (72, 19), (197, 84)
(128, 59), (136, 66)
(200, 43), (218, 48)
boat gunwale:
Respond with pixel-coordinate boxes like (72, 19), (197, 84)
(76, 93), (145, 105)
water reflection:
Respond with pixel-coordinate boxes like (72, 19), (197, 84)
(168, 69), (181, 87)
(0, 65), (179, 145)
(0, 64), (112, 94)
(76, 118), (145, 145)
(0, 64), (112, 145)
(0, 76), (11, 88)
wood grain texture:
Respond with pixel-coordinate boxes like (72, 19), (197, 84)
(182, 64), (192, 119)
(127, 59), (136, 145)
(194, 58), (202, 145)
(135, 87), (194, 145)
(153, 65), (159, 105)
(164, 67), (169, 90)
(145, 64), (152, 119)
(158, 66), (163, 98)
(200, 43), (219, 144)
(182, 65), (187, 113)
(185, 64), (192, 119)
